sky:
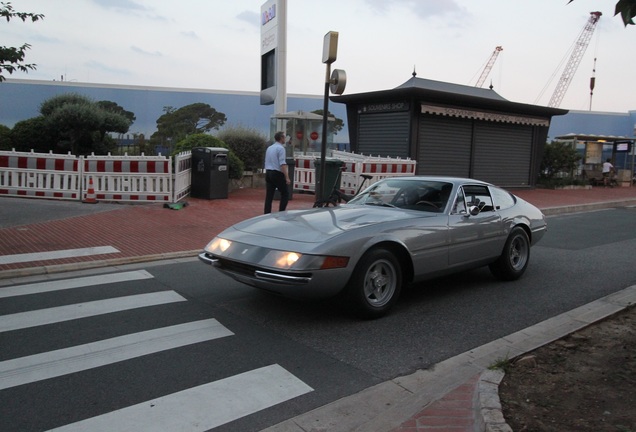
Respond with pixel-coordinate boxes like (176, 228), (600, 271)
(2, 0), (635, 113)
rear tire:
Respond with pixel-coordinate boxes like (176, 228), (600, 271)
(345, 248), (402, 319)
(489, 227), (530, 281)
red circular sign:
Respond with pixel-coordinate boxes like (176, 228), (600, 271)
(310, 131), (319, 140)
(296, 131), (303, 140)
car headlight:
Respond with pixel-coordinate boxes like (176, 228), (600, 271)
(205, 237), (232, 254)
(262, 251), (301, 269)
(262, 250), (349, 271)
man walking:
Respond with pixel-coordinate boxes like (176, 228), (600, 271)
(263, 131), (291, 214)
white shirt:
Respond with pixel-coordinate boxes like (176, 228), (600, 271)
(264, 142), (286, 171)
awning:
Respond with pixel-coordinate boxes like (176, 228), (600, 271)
(421, 104), (550, 126)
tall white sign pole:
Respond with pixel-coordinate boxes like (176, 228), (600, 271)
(260, 0), (287, 117)
(275, 0), (287, 116)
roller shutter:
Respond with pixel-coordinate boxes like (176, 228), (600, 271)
(473, 121), (533, 187)
(357, 112), (410, 158)
(418, 114), (472, 176)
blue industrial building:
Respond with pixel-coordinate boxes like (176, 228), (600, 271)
(1, 78), (634, 170)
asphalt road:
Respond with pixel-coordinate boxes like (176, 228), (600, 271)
(1, 207), (635, 431)
(0, 196), (126, 228)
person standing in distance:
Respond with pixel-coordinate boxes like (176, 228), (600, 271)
(263, 131), (291, 213)
(602, 157), (614, 187)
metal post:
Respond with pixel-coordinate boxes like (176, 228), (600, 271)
(316, 63), (331, 204)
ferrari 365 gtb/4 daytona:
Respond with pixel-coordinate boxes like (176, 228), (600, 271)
(199, 177), (547, 318)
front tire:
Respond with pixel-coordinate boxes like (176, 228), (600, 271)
(489, 227), (530, 281)
(345, 248), (402, 319)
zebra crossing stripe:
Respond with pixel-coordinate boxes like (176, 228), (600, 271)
(0, 319), (233, 390)
(0, 291), (186, 333)
(0, 246), (120, 265)
(47, 364), (314, 432)
(0, 270), (154, 299)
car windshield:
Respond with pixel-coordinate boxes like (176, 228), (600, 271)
(347, 179), (453, 213)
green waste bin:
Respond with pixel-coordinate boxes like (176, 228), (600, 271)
(313, 158), (344, 201)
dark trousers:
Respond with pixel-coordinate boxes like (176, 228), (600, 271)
(264, 170), (289, 214)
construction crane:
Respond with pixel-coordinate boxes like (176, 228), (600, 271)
(475, 46), (503, 88)
(547, 11), (602, 108)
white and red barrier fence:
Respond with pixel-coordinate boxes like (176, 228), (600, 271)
(0, 149), (181, 203)
(173, 151), (192, 203)
(0, 151), (81, 200)
(293, 150), (417, 194)
(1, 149), (416, 203)
(84, 154), (172, 202)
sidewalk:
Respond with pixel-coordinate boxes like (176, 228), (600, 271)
(1, 185), (635, 280)
(1, 185), (636, 431)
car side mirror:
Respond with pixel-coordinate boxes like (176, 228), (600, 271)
(468, 205), (481, 216)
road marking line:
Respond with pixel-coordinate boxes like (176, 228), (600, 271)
(47, 364), (313, 432)
(0, 246), (120, 265)
(0, 291), (186, 333)
(0, 270), (154, 299)
(0, 319), (233, 390)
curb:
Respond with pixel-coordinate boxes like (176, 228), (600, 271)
(0, 250), (200, 282)
(262, 285), (636, 431)
(540, 198), (636, 215)
(475, 285), (636, 432)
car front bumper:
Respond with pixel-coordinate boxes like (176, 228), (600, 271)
(198, 252), (349, 299)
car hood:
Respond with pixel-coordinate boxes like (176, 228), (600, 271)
(230, 205), (428, 243)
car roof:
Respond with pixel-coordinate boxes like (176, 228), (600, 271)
(377, 176), (493, 187)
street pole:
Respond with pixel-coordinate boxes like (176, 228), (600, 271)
(316, 62), (331, 204)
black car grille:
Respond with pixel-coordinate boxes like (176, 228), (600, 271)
(216, 257), (258, 276)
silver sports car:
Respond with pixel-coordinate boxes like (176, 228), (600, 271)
(199, 177), (547, 318)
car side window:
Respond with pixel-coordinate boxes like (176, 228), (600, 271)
(490, 186), (516, 210)
(463, 185), (495, 212)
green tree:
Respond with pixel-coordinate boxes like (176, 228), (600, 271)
(217, 126), (267, 172)
(568, 0), (635, 26)
(172, 133), (244, 179)
(540, 140), (581, 180)
(9, 116), (56, 152)
(0, 123), (11, 149)
(0, 2), (44, 82)
(151, 103), (227, 148)
(96, 103), (134, 143)
(38, 93), (133, 155)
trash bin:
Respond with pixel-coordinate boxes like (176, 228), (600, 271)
(274, 157), (296, 201)
(190, 147), (229, 199)
(313, 158), (343, 201)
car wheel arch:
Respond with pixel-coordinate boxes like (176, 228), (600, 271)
(508, 218), (532, 242)
(513, 222), (532, 244)
(358, 240), (414, 284)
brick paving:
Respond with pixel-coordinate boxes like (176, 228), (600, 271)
(391, 375), (480, 432)
(0, 188), (316, 274)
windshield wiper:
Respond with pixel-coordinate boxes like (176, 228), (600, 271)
(364, 202), (396, 208)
